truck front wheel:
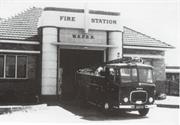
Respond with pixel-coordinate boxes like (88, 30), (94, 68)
(138, 108), (149, 116)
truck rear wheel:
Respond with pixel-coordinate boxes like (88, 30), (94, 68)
(138, 108), (149, 116)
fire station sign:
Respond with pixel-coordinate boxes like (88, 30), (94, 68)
(59, 29), (107, 45)
(38, 8), (121, 31)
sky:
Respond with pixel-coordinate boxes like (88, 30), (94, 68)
(0, 0), (179, 66)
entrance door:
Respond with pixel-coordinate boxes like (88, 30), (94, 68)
(60, 49), (104, 98)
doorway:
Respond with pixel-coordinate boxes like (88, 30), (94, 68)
(59, 49), (104, 98)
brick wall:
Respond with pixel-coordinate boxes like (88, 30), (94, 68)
(0, 43), (39, 51)
(152, 59), (166, 81)
(0, 55), (40, 103)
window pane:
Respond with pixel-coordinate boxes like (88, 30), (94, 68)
(17, 56), (27, 78)
(132, 68), (138, 82)
(132, 68), (137, 76)
(6, 55), (15, 78)
(139, 68), (153, 83)
(0, 55), (4, 77)
(120, 68), (138, 83)
(120, 68), (131, 83)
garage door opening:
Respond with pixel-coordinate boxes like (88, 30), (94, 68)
(59, 49), (104, 99)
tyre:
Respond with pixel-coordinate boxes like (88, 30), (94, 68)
(138, 108), (149, 116)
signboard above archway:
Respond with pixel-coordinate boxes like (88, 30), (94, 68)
(59, 29), (106, 45)
(38, 7), (121, 32)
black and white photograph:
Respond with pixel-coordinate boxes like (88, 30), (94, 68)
(0, 0), (179, 125)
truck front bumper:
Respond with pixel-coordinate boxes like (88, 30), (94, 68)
(117, 104), (156, 109)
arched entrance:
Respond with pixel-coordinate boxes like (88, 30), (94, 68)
(59, 49), (104, 98)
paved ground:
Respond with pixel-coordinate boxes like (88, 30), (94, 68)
(155, 96), (180, 108)
(0, 96), (179, 125)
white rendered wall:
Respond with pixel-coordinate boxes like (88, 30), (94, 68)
(108, 31), (123, 61)
(41, 27), (57, 95)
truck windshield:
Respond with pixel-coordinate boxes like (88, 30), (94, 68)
(120, 68), (138, 83)
(139, 68), (153, 83)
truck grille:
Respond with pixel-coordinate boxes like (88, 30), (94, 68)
(130, 90), (147, 104)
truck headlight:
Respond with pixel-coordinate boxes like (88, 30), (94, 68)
(149, 97), (153, 103)
(123, 97), (128, 103)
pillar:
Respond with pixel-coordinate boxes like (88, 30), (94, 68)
(41, 27), (58, 98)
(108, 31), (123, 61)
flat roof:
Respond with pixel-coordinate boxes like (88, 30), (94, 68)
(44, 7), (120, 16)
(166, 66), (180, 73)
(166, 69), (180, 73)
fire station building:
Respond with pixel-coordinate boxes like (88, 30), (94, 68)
(0, 7), (173, 102)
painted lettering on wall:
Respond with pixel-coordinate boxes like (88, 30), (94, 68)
(91, 18), (117, 24)
(59, 16), (117, 25)
(72, 34), (95, 39)
(60, 16), (76, 21)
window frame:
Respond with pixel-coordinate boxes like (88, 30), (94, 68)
(0, 54), (28, 79)
(5, 55), (16, 78)
(0, 55), (4, 77)
(120, 67), (138, 83)
(138, 68), (153, 83)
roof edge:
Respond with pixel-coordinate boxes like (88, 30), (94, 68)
(0, 7), (42, 24)
(166, 66), (180, 69)
(123, 44), (175, 49)
(123, 26), (175, 49)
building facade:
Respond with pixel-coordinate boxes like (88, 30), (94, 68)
(0, 7), (173, 102)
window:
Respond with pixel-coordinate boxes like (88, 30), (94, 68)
(132, 68), (138, 81)
(120, 68), (131, 83)
(0, 55), (28, 79)
(6, 55), (16, 78)
(139, 68), (153, 83)
(0, 55), (4, 77)
(120, 68), (138, 83)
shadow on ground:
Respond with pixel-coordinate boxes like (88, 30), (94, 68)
(48, 99), (147, 121)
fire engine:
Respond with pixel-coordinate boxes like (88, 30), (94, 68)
(76, 57), (156, 116)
